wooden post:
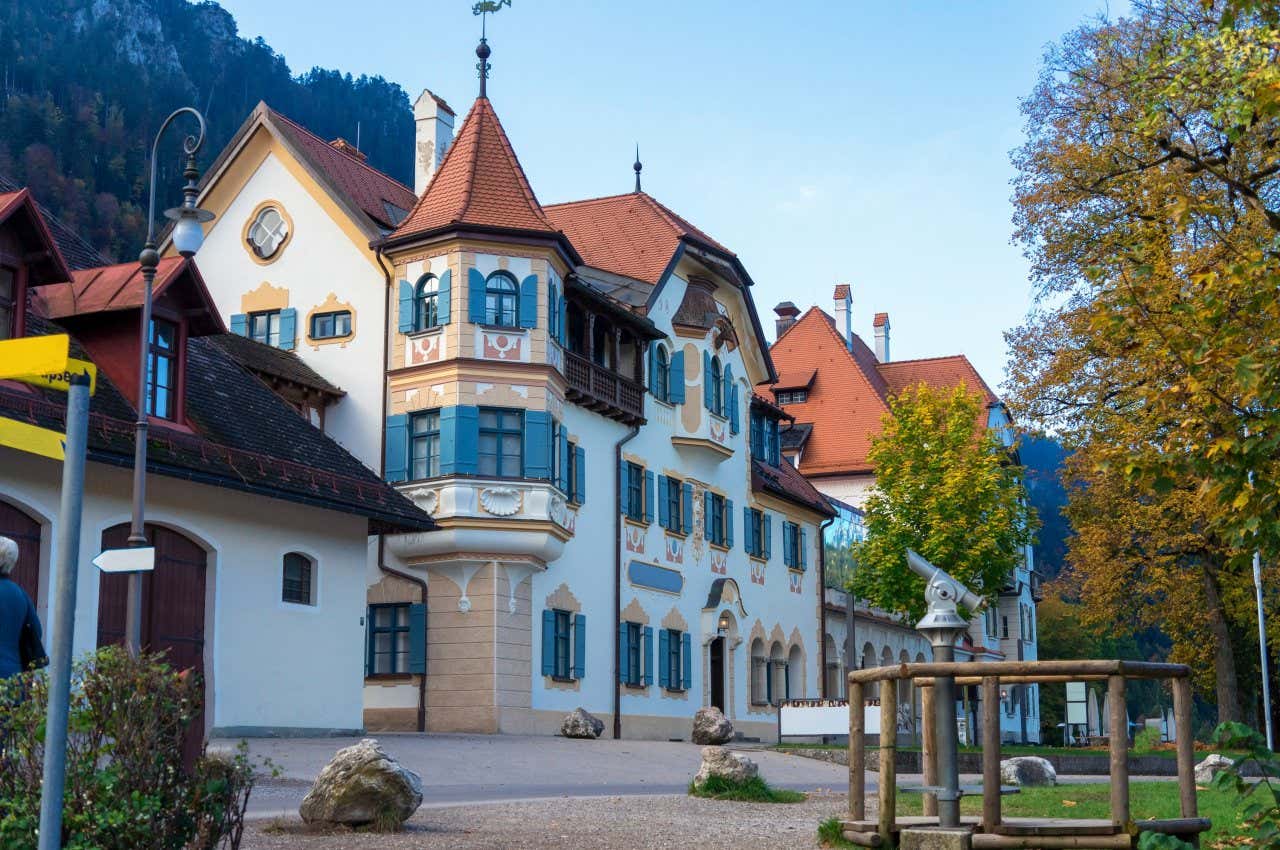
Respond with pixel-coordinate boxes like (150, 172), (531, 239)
(1108, 675), (1129, 828)
(878, 678), (898, 843)
(1173, 676), (1198, 819)
(850, 680), (866, 820)
(921, 682), (938, 817)
(982, 676), (1001, 830)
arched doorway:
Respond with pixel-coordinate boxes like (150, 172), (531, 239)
(97, 523), (208, 762)
(0, 499), (42, 604)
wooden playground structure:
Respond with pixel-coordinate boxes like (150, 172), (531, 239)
(842, 659), (1210, 848)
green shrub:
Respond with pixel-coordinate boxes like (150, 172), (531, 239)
(1133, 726), (1163, 754)
(818, 816), (858, 847)
(688, 774), (806, 803)
(0, 647), (260, 849)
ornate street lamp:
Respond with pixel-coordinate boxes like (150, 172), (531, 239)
(125, 107), (214, 655)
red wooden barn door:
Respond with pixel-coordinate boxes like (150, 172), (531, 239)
(0, 500), (42, 605)
(98, 523), (208, 764)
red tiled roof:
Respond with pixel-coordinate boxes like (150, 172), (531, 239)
(544, 191), (733, 285)
(752, 457), (835, 518)
(873, 312), (889, 327)
(0, 188), (73, 284)
(266, 107), (417, 230)
(766, 307), (1000, 477)
(389, 97), (556, 241)
(36, 257), (188, 317)
(772, 369), (816, 391)
(833, 283), (850, 300)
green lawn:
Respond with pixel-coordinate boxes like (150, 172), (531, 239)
(896, 783), (1246, 843)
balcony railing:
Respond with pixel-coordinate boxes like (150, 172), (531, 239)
(563, 349), (645, 424)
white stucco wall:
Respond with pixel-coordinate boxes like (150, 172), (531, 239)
(2, 446), (370, 734)
(810, 474), (875, 510)
(195, 150), (387, 472)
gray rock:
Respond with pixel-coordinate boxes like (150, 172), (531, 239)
(999, 755), (1057, 787)
(690, 706), (734, 745)
(560, 707), (605, 739)
(692, 745), (759, 787)
(1195, 753), (1233, 784)
(299, 738), (423, 828)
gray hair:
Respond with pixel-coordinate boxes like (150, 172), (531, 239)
(0, 536), (17, 576)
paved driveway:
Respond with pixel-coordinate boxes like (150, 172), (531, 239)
(217, 734), (850, 818)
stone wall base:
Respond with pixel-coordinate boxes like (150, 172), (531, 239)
(363, 708), (419, 732)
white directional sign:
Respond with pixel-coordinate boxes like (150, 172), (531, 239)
(92, 547), (156, 574)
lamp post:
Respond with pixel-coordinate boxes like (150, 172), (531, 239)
(125, 107), (214, 655)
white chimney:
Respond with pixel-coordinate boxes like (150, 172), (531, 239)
(413, 89), (456, 195)
(874, 312), (891, 362)
(833, 284), (852, 351)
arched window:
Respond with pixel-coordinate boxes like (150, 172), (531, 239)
(654, 345), (670, 402)
(414, 274), (439, 332)
(282, 551), (315, 606)
(709, 355), (723, 415)
(485, 271), (519, 327)
(247, 206), (289, 259)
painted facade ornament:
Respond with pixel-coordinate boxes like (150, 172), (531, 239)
(664, 534), (683, 564)
(549, 494), (567, 527)
(691, 486), (707, 564)
(482, 331), (524, 361)
(625, 524), (645, 554)
(750, 560), (766, 586)
(710, 419), (727, 445)
(710, 549), (728, 576)
(789, 570), (803, 594)
(479, 486), (522, 516)
(407, 331), (446, 366)
(407, 487), (440, 516)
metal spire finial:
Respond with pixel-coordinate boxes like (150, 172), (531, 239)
(472, 1), (510, 98)
(633, 144), (642, 193)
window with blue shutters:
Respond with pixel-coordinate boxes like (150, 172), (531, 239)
(623, 622), (642, 686)
(523, 410), (552, 480)
(439, 406), (480, 476)
(483, 271), (520, 327)
(651, 344), (670, 402)
(479, 407), (523, 478)
(367, 603), (424, 675)
(750, 410), (765, 458)
(659, 475), (686, 534)
(410, 410), (440, 479)
(706, 354), (723, 415)
(706, 492), (727, 547)
(384, 414), (409, 483)
(408, 272), (448, 332)
(553, 609), (572, 679)
(661, 629), (690, 692)
(567, 441), (585, 504)
(783, 520), (802, 568)
(681, 482), (693, 534)
(519, 274), (538, 329)
(623, 461), (645, 521)
(746, 507), (767, 558)
(248, 309), (281, 347)
(543, 608), (584, 681)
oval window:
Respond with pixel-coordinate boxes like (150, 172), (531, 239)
(247, 206), (289, 259)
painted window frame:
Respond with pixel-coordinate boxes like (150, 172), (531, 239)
(309, 310), (352, 341)
(665, 628), (684, 692)
(410, 409), (441, 480)
(281, 551), (315, 606)
(707, 492), (727, 547)
(663, 475), (683, 533)
(709, 355), (724, 416)
(246, 205), (290, 259)
(625, 461), (645, 521)
(367, 603), (412, 675)
(145, 318), (179, 420)
(776, 389), (808, 405)
(248, 309), (281, 347)
(413, 273), (441, 332)
(654, 345), (670, 403)
(784, 520), (802, 567)
(747, 508), (766, 559)
(626, 622), (643, 687)
(484, 270), (520, 328)
(478, 407), (524, 478)
(553, 608), (573, 680)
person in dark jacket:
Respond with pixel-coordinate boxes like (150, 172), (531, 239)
(0, 536), (41, 679)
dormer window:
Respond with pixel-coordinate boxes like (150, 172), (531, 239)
(146, 318), (178, 419)
(485, 271), (519, 328)
(0, 267), (15, 339)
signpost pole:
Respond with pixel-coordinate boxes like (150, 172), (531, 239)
(36, 373), (91, 850)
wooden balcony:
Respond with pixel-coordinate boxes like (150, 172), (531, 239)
(564, 349), (646, 425)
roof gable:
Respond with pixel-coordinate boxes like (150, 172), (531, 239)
(0, 188), (73, 284)
(388, 97), (556, 242)
(34, 257), (225, 336)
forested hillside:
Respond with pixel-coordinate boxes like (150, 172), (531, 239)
(0, 0), (413, 261)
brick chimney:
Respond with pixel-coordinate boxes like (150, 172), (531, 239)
(329, 138), (366, 161)
(833, 284), (852, 351)
(874, 312), (891, 362)
(774, 302), (800, 338)
(414, 89), (456, 195)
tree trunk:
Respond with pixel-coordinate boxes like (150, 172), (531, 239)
(1204, 569), (1242, 723)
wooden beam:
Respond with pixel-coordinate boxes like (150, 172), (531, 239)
(982, 676), (1001, 830)
(917, 675), (1110, 687)
(922, 683), (938, 817)
(1108, 675), (1129, 829)
(1172, 677), (1198, 820)
(846, 660), (1189, 685)
(878, 681), (897, 844)
(971, 834), (1132, 849)
(840, 830), (884, 848)
(850, 680), (865, 821)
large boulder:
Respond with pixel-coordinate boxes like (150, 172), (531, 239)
(560, 707), (605, 739)
(999, 756), (1057, 787)
(299, 739), (423, 828)
(691, 706), (734, 745)
(692, 745), (758, 787)
(1195, 753), (1233, 784)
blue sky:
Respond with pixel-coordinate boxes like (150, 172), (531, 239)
(214, 0), (1117, 387)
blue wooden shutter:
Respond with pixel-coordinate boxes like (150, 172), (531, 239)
(783, 522), (794, 567)
(644, 470), (655, 523)
(647, 343), (659, 396)
(657, 475), (669, 529)
(278, 308), (297, 350)
(702, 351), (714, 410)
(743, 505), (753, 554)
(384, 414), (409, 482)
(441, 406), (479, 475)
(722, 364), (734, 419)
(437, 269), (452, 324)
(729, 385), (740, 434)
(703, 491), (712, 537)
(682, 483), (693, 534)
(523, 410), (552, 479)
(408, 603), (427, 674)
(468, 268), (487, 324)
(618, 622), (630, 683)
(669, 350), (685, 403)
(541, 610), (555, 676)
(681, 632), (692, 690)
(559, 428), (570, 491)
(519, 274), (538, 328)
(575, 446), (586, 502)
(548, 280), (558, 340)
(725, 499), (734, 549)
(573, 613), (586, 679)
(643, 626), (654, 686)
(230, 313), (248, 336)
(658, 629), (670, 688)
(398, 280), (415, 333)
(763, 512), (772, 559)
(364, 605), (373, 676)
(800, 527), (808, 569)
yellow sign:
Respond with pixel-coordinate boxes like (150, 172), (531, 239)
(19, 358), (98, 395)
(0, 335), (69, 380)
(0, 417), (65, 461)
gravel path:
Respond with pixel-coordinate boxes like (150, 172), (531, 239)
(241, 790), (854, 850)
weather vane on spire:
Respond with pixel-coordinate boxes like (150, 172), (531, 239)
(472, 0), (511, 98)
(634, 144), (643, 193)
